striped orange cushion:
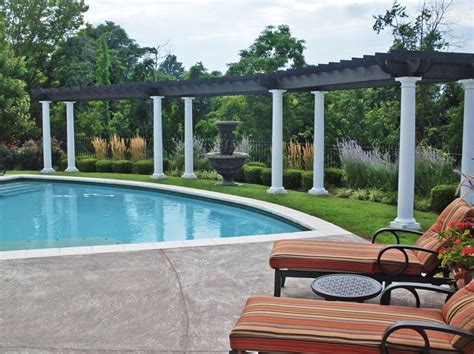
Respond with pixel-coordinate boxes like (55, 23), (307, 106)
(230, 296), (455, 353)
(270, 239), (423, 275)
(415, 198), (474, 273)
(442, 281), (474, 350)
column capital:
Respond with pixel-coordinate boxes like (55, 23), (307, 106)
(150, 95), (164, 100)
(182, 96), (195, 101)
(63, 101), (76, 105)
(269, 89), (286, 95)
(395, 76), (422, 87)
(459, 79), (474, 90)
(311, 91), (328, 96)
(39, 100), (52, 104)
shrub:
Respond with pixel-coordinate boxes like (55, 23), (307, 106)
(243, 165), (263, 184)
(77, 158), (97, 172)
(92, 137), (108, 160)
(195, 170), (222, 180)
(302, 171), (313, 191)
(112, 160), (133, 173)
(96, 160), (114, 173)
(415, 145), (457, 196)
(60, 158), (68, 171)
(431, 184), (457, 212)
(246, 161), (267, 168)
(325, 168), (345, 187)
(283, 169), (302, 189)
(14, 140), (41, 170)
(260, 168), (272, 186)
(0, 144), (14, 169)
(132, 159), (154, 175)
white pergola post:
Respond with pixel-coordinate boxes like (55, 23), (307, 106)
(181, 97), (197, 179)
(267, 89), (287, 194)
(40, 101), (55, 173)
(459, 79), (474, 204)
(151, 96), (166, 179)
(64, 101), (78, 172)
(391, 76), (421, 230)
(309, 91), (328, 195)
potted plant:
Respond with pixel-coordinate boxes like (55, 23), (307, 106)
(437, 219), (474, 288)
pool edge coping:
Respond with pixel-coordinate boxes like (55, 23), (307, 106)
(0, 174), (353, 260)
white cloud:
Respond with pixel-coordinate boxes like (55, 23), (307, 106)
(84, 0), (474, 71)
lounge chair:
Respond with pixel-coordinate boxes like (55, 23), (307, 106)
(270, 198), (474, 296)
(229, 282), (474, 353)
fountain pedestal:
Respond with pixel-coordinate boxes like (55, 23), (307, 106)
(207, 121), (248, 186)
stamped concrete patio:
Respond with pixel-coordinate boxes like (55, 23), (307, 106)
(0, 234), (448, 353)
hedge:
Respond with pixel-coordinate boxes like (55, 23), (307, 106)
(112, 160), (133, 173)
(77, 158), (97, 172)
(431, 184), (457, 212)
(133, 159), (154, 175)
(243, 165), (264, 184)
(283, 169), (302, 189)
(302, 171), (313, 191)
(246, 162), (267, 168)
(96, 160), (114, 173)
(301, 169), (345, 190)
(260, 168), (272, 186)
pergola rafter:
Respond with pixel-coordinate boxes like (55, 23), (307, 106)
(31, 50), (474, 230)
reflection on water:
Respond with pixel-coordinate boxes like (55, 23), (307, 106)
(0, 181), (302, 251)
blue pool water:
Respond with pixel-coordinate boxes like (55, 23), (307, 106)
(0, 180), (303, 251)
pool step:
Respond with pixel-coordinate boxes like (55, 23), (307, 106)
(0, 183), (43, 197)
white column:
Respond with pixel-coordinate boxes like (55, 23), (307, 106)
(40, 101), (55, 173)
(64, 101), (78, 172)
(181, 97), (197, 179)
(391, 77), (421, 230)
(309, 91), (328, 195)
(267, 89), (287, 194)
(151, 96), (166, 179)
(459, 79), (474, 204)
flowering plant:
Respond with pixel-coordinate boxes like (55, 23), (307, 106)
(437, 220), (474, 271)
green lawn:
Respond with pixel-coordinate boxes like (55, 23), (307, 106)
(7, 171), (439, 244)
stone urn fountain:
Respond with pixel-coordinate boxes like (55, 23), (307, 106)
(207, 121), (248, 185)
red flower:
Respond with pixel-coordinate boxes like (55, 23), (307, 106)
(456, 220), (472, 230)
(454, 239), (462, 245)
(439, 248), (446, 254)
(462, 247), (474, 255)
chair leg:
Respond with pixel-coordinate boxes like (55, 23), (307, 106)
(274, 269), (282, 297)
(281, 274), (286, 287)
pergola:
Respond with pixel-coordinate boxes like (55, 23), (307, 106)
(31, 50), (474, 230)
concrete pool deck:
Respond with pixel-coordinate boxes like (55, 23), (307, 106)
(0, 234), (449, 353)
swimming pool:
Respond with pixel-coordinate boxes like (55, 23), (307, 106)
(0, 180), (305, 251)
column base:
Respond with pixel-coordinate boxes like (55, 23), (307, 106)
(181, 172), (197, 179)
(390, 218), (421, 230)
(41, 168), (56, 174)
(308, 187), (328, 195)
(267, 186), (287, 195)
(151, 173), (167, 180)
(65, 167), (79, 173)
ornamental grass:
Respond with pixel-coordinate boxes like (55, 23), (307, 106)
(130, 135), (146, 162)
(92, 137), (108, 160)
(110, 135), (126, 161)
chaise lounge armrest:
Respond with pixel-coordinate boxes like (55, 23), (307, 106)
(380, 282), (456, 306)
(382, 321), (474, 354)
(372, 228), (424, 244)
(377, 245), (439, 275)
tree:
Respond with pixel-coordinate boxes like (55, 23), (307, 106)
(0, 0), (88, 87)
(227, 25), (306, 75)
(0, 39), (34, 142)
(95, 36), (111, 85)
(159, 54), (185, 79)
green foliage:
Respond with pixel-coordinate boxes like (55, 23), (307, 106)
(132, 159), (154, 175)
(195, 170), (222, 181)
(12, 139), (62, 170)
(95, 36), (111, 85)
(96, 160), (114, 173)
(0, 40), (33, 142)
(325, 168), (345, 187)
(246, 162), (267, 168)
(112, 160), (133, 173)
(260, 168), (272, 186)
(301, 171), (312, 191)
(0, 144), (14, 168)
(283, 169), (302, 189)
(243, 165), (263, 184)
(77, 158), (97, 172)
(430, 184), (457, 212)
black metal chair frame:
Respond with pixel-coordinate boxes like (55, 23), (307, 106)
(0, 165), (5, 176)
(273, 228), (452, 297)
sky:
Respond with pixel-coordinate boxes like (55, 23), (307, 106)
(84, 0), (474, 72)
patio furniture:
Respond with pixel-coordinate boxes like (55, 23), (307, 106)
(229, 282), (474, 353)
(311, 274), (382, 302)
(270, 198), (474, 296)
(0, 165), (5, 176)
